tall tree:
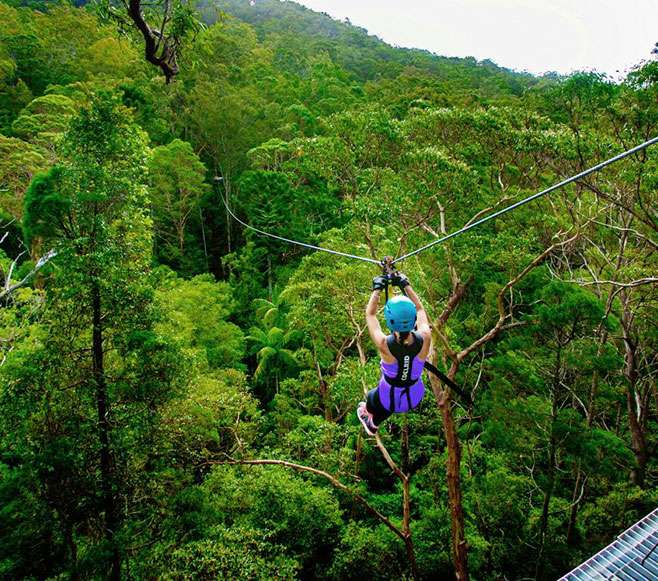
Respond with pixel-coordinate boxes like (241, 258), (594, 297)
(148, 139), (207, 271)
(6, 93), (182, 578)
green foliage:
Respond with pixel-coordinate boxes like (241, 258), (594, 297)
(238, 169), (333, 246)
(159, 369), (260, 467)
(200, 465), (344, 577)
(148, 139), (208, 273)
(156, 269), (245, 370)
(0, 4), (133, 94)
(156, 527), (299, 580)
(326, 522), (408, 580)
(11, 93), (76, 147)
(2, 92), (182, 578)
(533, 280), (607, 334)
(22, 165), (69, 244)
(246, 305), (302, 400)
(0, 38), (31, 131)
(1, 1), (657, 579)
(580, 483), (658, 545)
(0, 134), (47, 218)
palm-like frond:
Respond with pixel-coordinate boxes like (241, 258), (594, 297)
(253, 298), (275, 319)
(254, 346), (277, 380)
(263, 307), (279, 327)
(267, 326), (285, 348)
(246, 326), (268, 346)
(278, 348), (298, 370)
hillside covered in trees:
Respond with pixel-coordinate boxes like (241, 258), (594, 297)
(0, 1), (656, 579)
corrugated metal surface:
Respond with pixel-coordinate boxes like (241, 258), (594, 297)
(560, 508), (658, 581)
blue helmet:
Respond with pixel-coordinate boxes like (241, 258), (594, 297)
(384, 296), (417, 332)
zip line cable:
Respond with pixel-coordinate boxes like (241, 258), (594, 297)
(392, 135), (658, 264)
(214, 178), (380, 265)
(215, 178), (472, 403)
(215, 139), (657, 407)
(216, 136), (658, 269)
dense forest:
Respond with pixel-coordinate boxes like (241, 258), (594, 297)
(0, 0), (656, 579)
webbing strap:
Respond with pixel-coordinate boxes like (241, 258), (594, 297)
(423, 361), (472, 405)
(385, 382), (414, 413)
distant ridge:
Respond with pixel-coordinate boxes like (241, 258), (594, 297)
(199, 0), (539, 93)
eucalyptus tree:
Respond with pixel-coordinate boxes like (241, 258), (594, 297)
(148, 139), (207, 271)
(3, 93), (183, 579)
(11, 93), (77, 152)
(545, 65), (658, 487)
(0, 134), (47, 219)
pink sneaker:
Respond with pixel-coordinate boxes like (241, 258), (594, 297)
(357, 401), (378, 436)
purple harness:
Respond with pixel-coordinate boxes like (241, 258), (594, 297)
(377, 332), (426, 413)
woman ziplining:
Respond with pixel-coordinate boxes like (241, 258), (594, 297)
(357, 271), (431, 435)
(215, 135), (658, 427)
(356, 264), (472, 435)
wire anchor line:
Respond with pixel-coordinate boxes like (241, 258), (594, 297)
(392, 135), (658, 265)
(214, 178), (380, 265)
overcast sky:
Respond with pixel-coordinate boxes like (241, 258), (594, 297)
(294, 0), (658, 77)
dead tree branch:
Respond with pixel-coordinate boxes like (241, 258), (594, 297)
(127, 0), (179, 82)
(1, 249), (57, 302)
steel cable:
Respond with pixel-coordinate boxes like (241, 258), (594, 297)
(392, 136), (658, 264)
(215, 179), (380, 265)
(215, 136), (658, 268)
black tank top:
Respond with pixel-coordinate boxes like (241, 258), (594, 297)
(384, 331), (424, 388)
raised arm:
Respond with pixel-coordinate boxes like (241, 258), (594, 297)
(404, 285), (431, 337)
(391, 272), (432, 359)
(366, 277), (388, 350)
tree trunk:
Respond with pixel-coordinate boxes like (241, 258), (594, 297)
(428, 364), (469, 581)
(199, 207), (209, 270)
(267, 255), (273, 300)
(621, 301), (648, 487)
(399, 419), (418, 579)
(176, 220), (185, 255)
(401, 418), (410, 474)
(626, 389), (647, 487)
(314, 355), (331, 421)
(615, 401), (622, 436)
(586, 330), (608, 427)
(64, 523), (80, 581)
(566, 467), (583, 546)
(396, 469), (419, 580)
(92, 282), (121, 580)
(535, 348), (561, 580)
(535, 396), (557, 579)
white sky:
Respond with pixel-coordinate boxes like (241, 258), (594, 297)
(293, 0), (658, 77)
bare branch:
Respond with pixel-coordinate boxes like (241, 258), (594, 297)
(590, 219), (658, 251)
(0, 249), (57, 301)
(457, 232), (580, 362)
(462, 194), (513, 229)
(210, 458), (406, 542)
(4, 251), (26, 291)
(127, 0), (179, 82)
(578, 179), (657, 233)
(571, 277), (658, 289)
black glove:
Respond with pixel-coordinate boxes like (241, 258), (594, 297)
(391, 272), (410, 289)
(372, 276), (388, 291)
